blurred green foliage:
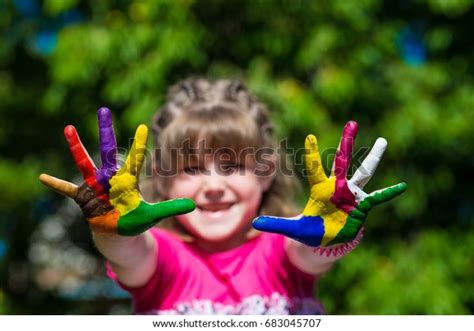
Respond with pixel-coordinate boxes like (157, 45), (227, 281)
(0, 0), (473, 314)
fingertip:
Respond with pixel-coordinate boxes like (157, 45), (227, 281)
(64, 125), (76, 139)
(372, 138), (388, 157)
(252, 216), (271, 231)
(375, 137), (388, 148)
(135, 124), (149, 142)
(398, 182), (408, 192)
(179, 198), (196, 213)
(305, 134), (318, 149)
(98, 107), (112, 127)
(252, 217), (263, 230)
(39, 173), (49, 184)
(137, 124), (148, 133)
(343, 121), (359, 138)
(306, 134), (316, 142)
(346, 120), (359, 129)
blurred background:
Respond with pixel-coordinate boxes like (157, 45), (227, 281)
(0, 0), (473, 314)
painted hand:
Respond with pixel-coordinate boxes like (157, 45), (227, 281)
(39, 107), (195, 236)
(252, 121), (407, 247)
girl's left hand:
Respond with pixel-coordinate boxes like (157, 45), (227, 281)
(252, 121), (407, 247)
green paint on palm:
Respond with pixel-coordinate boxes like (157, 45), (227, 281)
(117, 198), (195, 236)
(327, 215), (364, 245)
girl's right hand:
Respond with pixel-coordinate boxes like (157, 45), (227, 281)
(40, 107), (195, 236)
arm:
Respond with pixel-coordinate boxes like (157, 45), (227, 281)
(93, 232), (157, 287)
(285, 225), (364, 276)
(285, 237), (335, 275)
(40, 108), (194, 287)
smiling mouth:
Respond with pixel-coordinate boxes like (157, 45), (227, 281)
(197, 202), (235, 212)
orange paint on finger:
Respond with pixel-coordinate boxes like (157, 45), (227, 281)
(87, 209), (120, 234)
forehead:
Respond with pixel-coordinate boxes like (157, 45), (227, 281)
(180, 142), (256, 166)
(160, 106), (264, 164)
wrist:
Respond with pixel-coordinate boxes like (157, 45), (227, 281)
(92, 231), (150, 265)
(314, 227), (364, 259)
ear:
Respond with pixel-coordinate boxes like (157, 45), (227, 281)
(256, 153), (277, 193)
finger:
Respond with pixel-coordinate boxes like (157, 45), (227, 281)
(252, 215), (325, 247)
(117, 199), (196, 236)
(98, 107), (118, 171)
(350, 138), (387, 189)
(253, 215), (303, 236)
(123, 124), (148, 176)
(330, 139), (341, 177)
(334, 121), (358, 179)
(358, 182), (407, 211)
(305, 134), (327, 186)
(39, 173), (78, 198)
(64, 125), (96, 181)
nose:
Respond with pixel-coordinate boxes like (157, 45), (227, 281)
(203, 172), (225, 201)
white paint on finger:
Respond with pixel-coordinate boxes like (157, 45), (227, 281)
(350, 137), (387, 189)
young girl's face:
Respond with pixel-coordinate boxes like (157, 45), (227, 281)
(166, 155), (273, 246)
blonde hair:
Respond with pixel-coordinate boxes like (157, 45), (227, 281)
(141, 77), (300, 238)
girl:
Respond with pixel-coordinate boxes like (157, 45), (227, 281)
(39, 78), (406, 314)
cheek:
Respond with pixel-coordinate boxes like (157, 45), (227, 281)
(227, 174), (264, 202)
(167, 175), (202, 199)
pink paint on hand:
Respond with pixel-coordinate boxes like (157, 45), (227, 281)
(330, 121), (358, 213)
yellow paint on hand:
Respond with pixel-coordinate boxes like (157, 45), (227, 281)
(303, 177), (336, 216)
(320, 210), (348, 246)
(302, 176), (348, 246)
(109, 124), (148, 215)
(305, 134), (328, 186)
(117, 124), (148, 177)
(109, 172), (141, 215)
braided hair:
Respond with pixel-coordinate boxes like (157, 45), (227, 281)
(152, 78), (273, 144)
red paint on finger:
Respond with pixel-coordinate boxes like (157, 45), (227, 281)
(331, 121), (358, 213)
(64, 125), (96, 182)
(334, 121), (358, 179)
(330, 179), (356, 213)
(64, 125), (108, 199)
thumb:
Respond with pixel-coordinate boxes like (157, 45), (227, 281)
(117, 199), (195, 236)
(253, 215), (325, 247)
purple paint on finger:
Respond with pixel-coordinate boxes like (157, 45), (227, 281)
(97, 107), (118, 190)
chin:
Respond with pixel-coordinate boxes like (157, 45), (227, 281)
(187, 219), (243, 243)
(195, 228), (237, 243)
(176, 203), (254, 243)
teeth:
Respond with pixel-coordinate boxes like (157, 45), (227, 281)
(198, 203), (233, 212)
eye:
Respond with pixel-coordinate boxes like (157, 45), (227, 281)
(220, 163), (243, 174)
(182, 165), (203, 175)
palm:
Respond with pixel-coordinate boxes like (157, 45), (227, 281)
(253, 121), (407, 247)
(40, 108), (195, 236)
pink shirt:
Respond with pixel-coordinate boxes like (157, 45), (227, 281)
(106, 228), (324, 315)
